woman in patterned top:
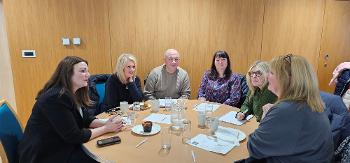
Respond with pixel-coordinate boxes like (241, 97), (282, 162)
(236, 61), (277, 122)
(198, 50), (241, 107)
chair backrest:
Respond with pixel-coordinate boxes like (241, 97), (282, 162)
(0, 99), (24, 163)
(96, 83), (106, 104)
(236, 74), (249, 108)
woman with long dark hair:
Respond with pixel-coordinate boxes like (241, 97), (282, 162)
(19, 56), (123, 163)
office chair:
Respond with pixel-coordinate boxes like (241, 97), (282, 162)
(0, 99), (24, 163)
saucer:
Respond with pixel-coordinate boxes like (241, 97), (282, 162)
(131, 124), (161, 136)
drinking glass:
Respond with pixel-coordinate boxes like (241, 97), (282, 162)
(164, 97), (172, 111)
(127, 111), (136, 127)
(120, 101), (129, 116)
(197, 111), (206, 128)
(133, 102), (140, 111)
(150, 99), (160, 113)
(182, 119), (191, 144)
(161, 127), (172, 149)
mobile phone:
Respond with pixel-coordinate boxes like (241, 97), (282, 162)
(96, 136), (121, 147)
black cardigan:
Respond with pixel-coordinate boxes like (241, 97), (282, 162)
(101, 75), (143, 112)
(18, 87), (96, 163)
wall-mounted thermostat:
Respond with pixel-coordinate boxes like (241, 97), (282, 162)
(21, 50), (36, 58)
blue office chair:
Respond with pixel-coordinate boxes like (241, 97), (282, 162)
(96, 83), (106, 104)
(0, 99), (24, 163)
(88, 74), (110, 115)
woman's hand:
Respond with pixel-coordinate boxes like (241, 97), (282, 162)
(103, 116), (123, 133)
(261, 103), (274, 120)
(198, 97), (206, 101)
(236, 112), (245, 120)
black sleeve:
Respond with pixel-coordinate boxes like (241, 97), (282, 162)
(127, 76), (144, 102)
(82, 107), (97, 128)
(40, 94), (92, 143)
(102, 76), (121, 111)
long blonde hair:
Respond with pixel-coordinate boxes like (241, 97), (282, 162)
(246, 61), (269, 99)
(114, 53), (137, 84)
(269, 54), (324, 112)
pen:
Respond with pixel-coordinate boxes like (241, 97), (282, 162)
(191, 150), (196, 162)
(135, 138), (148, 148)
(161, 116), (167, 121)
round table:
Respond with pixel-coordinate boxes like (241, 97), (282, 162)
(83, 100), (258, 163)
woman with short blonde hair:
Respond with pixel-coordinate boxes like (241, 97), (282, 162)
(102, 53), (143, 111)
(246, 54), (333, 162)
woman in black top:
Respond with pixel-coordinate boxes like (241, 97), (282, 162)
(18, 56), (123, 163)
(102, 53), (143, 111)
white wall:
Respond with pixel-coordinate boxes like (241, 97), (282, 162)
(0, 0), (16, 111)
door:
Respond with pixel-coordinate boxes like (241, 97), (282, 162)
(318, 0), (350, 93)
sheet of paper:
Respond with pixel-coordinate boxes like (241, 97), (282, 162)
(219, 111), (249, 125)
(215, 126), (246, 143)
(143, 113), (171, 124)
(187, 134), (239, 155)
(193, 103), (220, 112)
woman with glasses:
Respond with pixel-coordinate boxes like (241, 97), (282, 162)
(198, 50), (241, 107)
(102, 53), (143, 112)
(236, 61), (277, 122)
(246, 54), (333, 162)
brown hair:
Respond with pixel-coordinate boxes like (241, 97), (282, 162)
(37, 56), (91, 107)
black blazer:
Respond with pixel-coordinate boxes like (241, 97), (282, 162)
(18, 87), (96, 163)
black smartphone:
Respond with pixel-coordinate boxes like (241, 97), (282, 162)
(96, 136), (121, 147)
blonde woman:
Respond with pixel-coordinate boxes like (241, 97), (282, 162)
(247, 54), (333, 162)
(236, 61), (277, 122)
(102, 54), (143, 111)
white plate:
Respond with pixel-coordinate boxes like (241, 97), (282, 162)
(131, 124), (161, 136)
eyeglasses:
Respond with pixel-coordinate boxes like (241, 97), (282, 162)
(283, 54), (293, 65)
(283, 53), (293, 76)
(249, 71), (262, 77)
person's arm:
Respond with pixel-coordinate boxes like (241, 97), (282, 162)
(179, 72), (191, 99)
(237, 91), (252, 120)
(88, 116), (123, 140)
(41, 94), (93, 143)
(248, 102), (301, 159)
(102, 76), (121, 111)
(223, 75), (241, 107)
(198, 71), (209, 100)
(127, 76), (144, 102)
(144, 71), (157, 100)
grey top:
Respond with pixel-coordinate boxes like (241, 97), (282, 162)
(248, 100), (333, 163)
(144, 64), (191, 100)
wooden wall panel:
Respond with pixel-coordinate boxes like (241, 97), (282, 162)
(4, 0), (111, 125)
(110, 0), (265, 98)
(261, 0), (325, 69)
(317, 0), (350, 92)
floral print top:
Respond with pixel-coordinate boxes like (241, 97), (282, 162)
(198, 70), (241, 107)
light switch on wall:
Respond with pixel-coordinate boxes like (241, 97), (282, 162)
(62, 38), (70, 45)
(73, 38), (81, 45)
